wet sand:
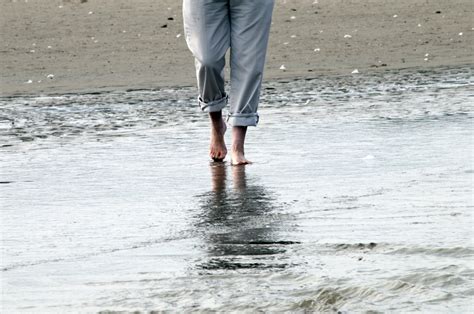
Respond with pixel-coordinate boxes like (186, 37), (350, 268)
(0, 0), (473, 96)
(1, 66), (472, 311)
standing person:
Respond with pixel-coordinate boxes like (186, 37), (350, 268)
(183, 0), (275, 165)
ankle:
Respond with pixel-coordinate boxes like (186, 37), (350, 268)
(231, 126), (247, 151)
(210, 113), (226, 132)
(210, 110), (221, 121)
(231, 143), (244, 153)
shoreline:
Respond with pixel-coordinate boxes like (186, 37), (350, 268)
(1, 62), (472, 99)
(1, 0), (472, 97)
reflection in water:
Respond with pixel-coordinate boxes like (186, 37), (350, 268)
(195, 164), (296, 270)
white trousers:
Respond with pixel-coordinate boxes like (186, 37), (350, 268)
(183, 0), (275, 126)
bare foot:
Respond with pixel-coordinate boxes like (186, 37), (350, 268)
(209, 112), (227, 162)
(231, 126), (252, 166)
(231, 149), (252, 166)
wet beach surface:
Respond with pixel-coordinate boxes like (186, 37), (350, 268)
(1, 66), (473, 312)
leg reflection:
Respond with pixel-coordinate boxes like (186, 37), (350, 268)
(195, 164), (296, 271)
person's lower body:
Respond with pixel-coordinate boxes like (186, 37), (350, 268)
(182, 0), (274, 164)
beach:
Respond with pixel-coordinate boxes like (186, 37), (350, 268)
(0, 0), (472, 96)
(1, 0), (473, 312)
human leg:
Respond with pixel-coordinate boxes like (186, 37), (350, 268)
(228, 0), (275, 164)
(227, 0), (274, 126)
(183, 0), (230, 112)
(183, 0), (230, 160)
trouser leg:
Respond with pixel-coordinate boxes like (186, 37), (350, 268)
(227, 0), (275, 127)
(183, 0), (230, 112)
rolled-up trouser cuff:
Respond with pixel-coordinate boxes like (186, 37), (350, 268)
(227, 113), (259, 127)
(198, 94), (228, 112)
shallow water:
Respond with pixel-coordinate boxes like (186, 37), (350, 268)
(1, 66), (473, 312)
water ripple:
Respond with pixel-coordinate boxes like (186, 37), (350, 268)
(0, 66), (472, 148)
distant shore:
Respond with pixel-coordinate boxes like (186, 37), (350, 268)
(0, 0), (472, 96)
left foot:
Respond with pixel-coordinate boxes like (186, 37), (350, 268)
(230, 126), (252, 165)
(231, 149), (252, 165)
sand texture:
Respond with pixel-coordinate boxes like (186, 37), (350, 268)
(0, 0), (472, 96)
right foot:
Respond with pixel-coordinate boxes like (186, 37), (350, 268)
(210, 117), (227, 162)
